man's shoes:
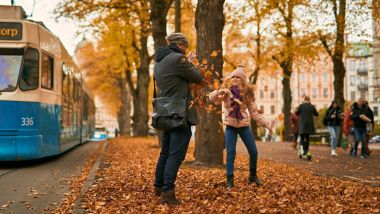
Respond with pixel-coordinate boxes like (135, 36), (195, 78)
(226, 174), (234, 189)
(154, 187), (162, 197)
(249, 175), (261, 186)
(331, 150), (337, 156)
(160, 189), (181, 205)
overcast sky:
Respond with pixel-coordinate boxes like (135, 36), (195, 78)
(0, 0), (81, 55)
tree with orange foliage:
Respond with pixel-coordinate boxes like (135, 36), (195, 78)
(56, 0), (152, 136)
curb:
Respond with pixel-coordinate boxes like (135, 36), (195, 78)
(73, 141), (109, 214)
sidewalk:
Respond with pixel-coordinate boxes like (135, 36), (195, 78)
(237, 141), (380, 186)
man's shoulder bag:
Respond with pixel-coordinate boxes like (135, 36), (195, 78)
(151, 77), (188, 131)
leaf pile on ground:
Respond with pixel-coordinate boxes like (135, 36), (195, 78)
(79, 137), (380, 213)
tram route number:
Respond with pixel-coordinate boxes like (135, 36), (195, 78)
(21, 117), (34, 126)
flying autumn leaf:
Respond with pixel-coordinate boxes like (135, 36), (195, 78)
(210, 50), (219, 57)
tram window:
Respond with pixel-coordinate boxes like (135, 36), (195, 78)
(41, 53), (54, 90)
(70, 75), (74, 99)
(20, 48), (39, 91)
(62, 63), (69, 96)
(0, 48), (23, 92)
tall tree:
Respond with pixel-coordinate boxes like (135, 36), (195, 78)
(246, 0), (272, 136)
(175, 0), (181, 32)
(318, 0), (347, 109)
(56, 0), (152, 136)
(270, 0), (300, 141)
(194, 0), (225, 165)
(150, 0), (174, 50)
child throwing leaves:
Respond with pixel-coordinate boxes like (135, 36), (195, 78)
(209, 66), (274, 189)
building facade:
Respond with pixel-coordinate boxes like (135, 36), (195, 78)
(373, 0), (380, 99)
(255, 54), (335, 123)
(94, 97), (119, 133)
(344, 43), (379, 121)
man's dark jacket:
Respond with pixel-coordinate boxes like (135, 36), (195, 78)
(324, 106), (342, 126)
(350, 102), (372, 129)
(296, 102), (319, 134)
(153, 44), (203, 125)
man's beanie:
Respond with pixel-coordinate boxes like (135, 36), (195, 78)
(166, 33), (189, 47)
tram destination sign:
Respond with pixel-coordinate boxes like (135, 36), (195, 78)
(0, 22), (22, 40)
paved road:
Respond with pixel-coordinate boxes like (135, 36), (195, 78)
(0, 142), (101, 213)
(237, 140), (380, 185)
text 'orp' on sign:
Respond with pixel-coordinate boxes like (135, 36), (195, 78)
(0, 22), (22, 40)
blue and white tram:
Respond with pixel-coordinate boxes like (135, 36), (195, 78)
(0, 6), (95, 161)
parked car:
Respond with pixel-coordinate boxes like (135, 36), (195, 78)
(369, 135), (380, 144)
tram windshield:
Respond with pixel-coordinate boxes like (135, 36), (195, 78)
(0, 48), (24, 91)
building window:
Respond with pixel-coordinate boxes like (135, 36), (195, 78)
(350, 75), (355, 86)
(300, 73), (306, 81)
(323, 88), (328, 98)
(312, 72), (317, 82)
(270, 90), (275, 99)
(260, 106), (264, 114)
(350, 60), (355, 71)
(351, 91), (356, 101)
(260, 90), (264, 99)
(322, 72), (328, 81)
(300, 88), (306, 96)
(312, 88), (317, 98)
(271, 105), (275, 114)
(359, 60), (366, 70)
(374, 107), (378, 117)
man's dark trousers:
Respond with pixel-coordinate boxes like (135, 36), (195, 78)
(154, 125), (192, 192)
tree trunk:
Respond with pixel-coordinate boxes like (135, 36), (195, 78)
(117, 77), (131, 136)
(332, 0), (347, 145)
(150, 0), (173, 50)
(175, 0), (181, 32)
(332, 55), (346, 108)
(281, 64), (292, 141)
(194, 0), (225, 166)
(249, 67), (260, 137)
(133, 34), (150, 136)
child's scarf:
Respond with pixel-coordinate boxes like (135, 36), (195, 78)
(228, 85), (244, 120)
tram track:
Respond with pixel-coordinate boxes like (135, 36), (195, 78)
(0, 169), (17, 180)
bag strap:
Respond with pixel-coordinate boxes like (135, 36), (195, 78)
(153, 75), (157, 99)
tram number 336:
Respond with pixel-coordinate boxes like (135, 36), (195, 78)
(21, 117), (34, 126)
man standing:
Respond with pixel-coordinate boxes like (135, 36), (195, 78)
(351, 98), (372, 158)
(296, 96), (319, 156)
(153, 33), (203, 205)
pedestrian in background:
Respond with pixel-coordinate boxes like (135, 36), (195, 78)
(350, 98), (372, 159)
(290, 107), (299, 150)
(296, 96), (319, 156)
(343, 103), (355, 154)
(363, 100), (374, 156)
(324, 101), (343, 156)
